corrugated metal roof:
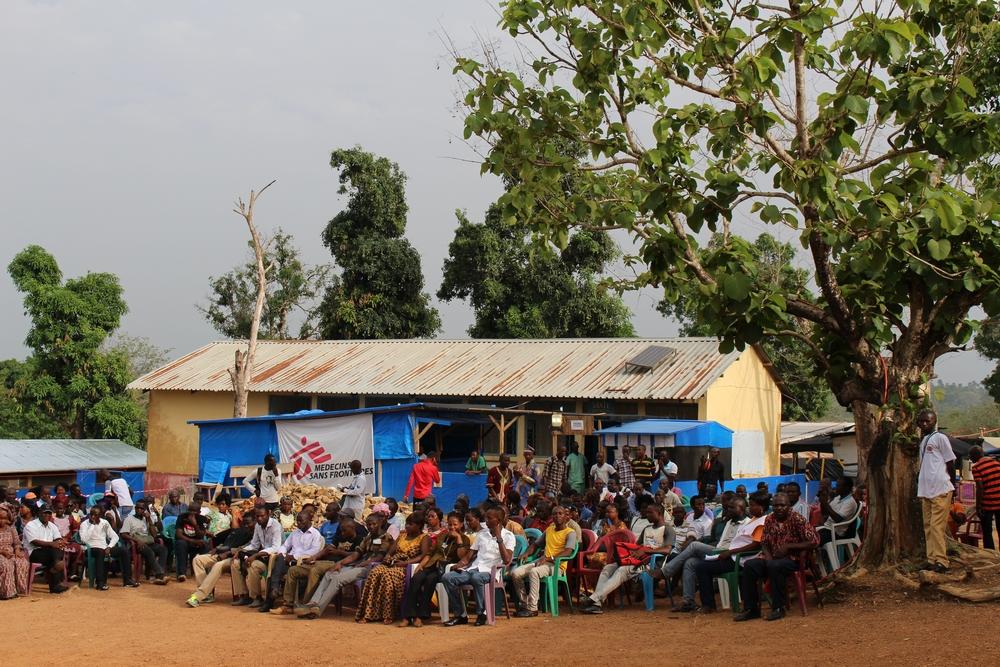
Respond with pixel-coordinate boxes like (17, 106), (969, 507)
(0, 439), (147, 474)
(128, 338), (748, 401)
(780, 421), (855, 445)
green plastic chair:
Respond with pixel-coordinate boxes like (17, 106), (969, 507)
(713, 550), (759, 613)
(539, 541), (580, 616)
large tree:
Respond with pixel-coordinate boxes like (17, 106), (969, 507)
(440, 203), (634, 337)
(659, 233), (829, 420)
(200, 230), (331, 340)
(456, 0), (1000, 568)
(7, 246), (143, 445)
(318, 147), (441, 339)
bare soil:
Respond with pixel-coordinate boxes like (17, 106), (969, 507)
(6, 576), (997, 666)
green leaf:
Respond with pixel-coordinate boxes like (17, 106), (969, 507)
(927, 239), (951, 261)
(723, 273), (752, 301)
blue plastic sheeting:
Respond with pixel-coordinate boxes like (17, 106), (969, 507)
(75, 470), (145, 497)
(198, 420), (277, 484)
(595, 419), (733, 448)
(378, 458), (418, 499)
(76, 470), (96, 495)
(667, 473), (808, 498)
(373, 413), (415, 460)
(434, 472), (488, 512)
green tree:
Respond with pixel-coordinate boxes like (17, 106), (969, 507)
(7, 246), (143, 446)
(456, 0), (1000, 568)
(658, 233), (829, 420)
(318, 147), (441, 339)
(0, 359), (67, 439)
(200, 230), (331, 340)
(976, 318), (1000, 402)
(439, 204), (634, 337)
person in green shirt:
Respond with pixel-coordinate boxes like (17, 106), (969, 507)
(465, 450), (487, 475)
(566, 442), (587, 494)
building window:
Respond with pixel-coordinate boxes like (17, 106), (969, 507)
(644, 402), (699, 419)
(317, 396), (358, 412)
(268, 395), (311, 415)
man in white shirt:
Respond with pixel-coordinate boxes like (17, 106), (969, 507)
(581, 503), (674, 613)
(917, 409), (956, 572)
(79, 505), (138, 589)
(785, 481), (810, 520)
(820, 477), (859, 539)
(338, 460), (367, 520)
(244, 454), (283, 510)
(441, 507), (515, 627)
(120, 500), (168, 584)
(98, 469), (134, 519)
(236, 507), (283, 608)
(267, 512), (325, 614)
(589, 451), (616, 487)
(22, 503), (69, 594)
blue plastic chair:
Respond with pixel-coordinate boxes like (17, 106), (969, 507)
(86, 493), (104, 510)
(513, 534), (529, 559)
(524, 528), (543, 543)
(638, 553), (666, 611)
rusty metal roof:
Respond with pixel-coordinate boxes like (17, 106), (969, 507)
(128, 338), (750, 401)
(0, 439), (147, 474)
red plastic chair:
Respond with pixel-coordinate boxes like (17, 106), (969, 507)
(958, 515), (983, 548)
(763, 549), (824, 616)
(568, 529), (598, 600)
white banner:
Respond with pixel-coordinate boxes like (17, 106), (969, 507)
(276, 414), (375, 492)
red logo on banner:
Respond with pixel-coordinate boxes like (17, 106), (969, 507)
(290, 436), (333, 481)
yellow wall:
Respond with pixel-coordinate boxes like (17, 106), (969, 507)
(698, 349), (783, 476)
(147, 391), (268, 475)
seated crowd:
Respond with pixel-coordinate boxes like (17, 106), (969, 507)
(0, 460), (855, 625)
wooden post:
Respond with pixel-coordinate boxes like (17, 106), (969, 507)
(499, 414), (505, 456)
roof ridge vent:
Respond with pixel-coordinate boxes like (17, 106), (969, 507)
(623, 345), (676, 373)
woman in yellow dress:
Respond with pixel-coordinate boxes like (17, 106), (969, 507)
(356, 512), (430, 624)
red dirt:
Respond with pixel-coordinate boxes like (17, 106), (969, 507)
(5, 578), (995, 666)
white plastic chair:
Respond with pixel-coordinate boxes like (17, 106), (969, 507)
(817, 508), (862, 574)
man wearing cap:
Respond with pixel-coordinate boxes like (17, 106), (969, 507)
(22, 502), (69, 593)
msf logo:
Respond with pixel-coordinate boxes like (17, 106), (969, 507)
(291, 436), (332, 480)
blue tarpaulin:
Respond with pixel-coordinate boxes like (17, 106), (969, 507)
(595, 419), (733, 448)
(197, 420), (277, 484)
(373, 413), (415, 460)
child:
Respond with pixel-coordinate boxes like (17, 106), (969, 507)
(275, 496), (295, 532)
(52, 498), (84, 581)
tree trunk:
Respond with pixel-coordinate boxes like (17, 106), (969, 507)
(853, 400), (924, 568)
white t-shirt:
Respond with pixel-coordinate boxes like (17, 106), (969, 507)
(22, 519), (62, 555)
(729, 515), (766, 551)
(590, 463), (616, 484)
(917, 431), (956, 499)
(827, 494), (859, 536)
(106, 478), (133, 508)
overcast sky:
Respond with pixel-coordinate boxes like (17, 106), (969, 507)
(0, 0), (988, 385)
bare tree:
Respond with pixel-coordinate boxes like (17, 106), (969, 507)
(228, 179), (275, 418)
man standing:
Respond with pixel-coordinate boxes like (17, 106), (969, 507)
(98, 469), (134, 520)
(338, 459), (367, 521)
(514, 448), (540, 500)
(244, 454), (282, 511)
(697, 447), (726, 493)
(631, 446), (655, 489)
(404, 451), (440, 504)
(487, 454), (515, 502)
(916, 409), (956, 572)
(79, 505), (138, 589)
(120, 500), (168, 584)
(590, 450), (615, 487)
(22, 503), (69, 593)
(657, 450), (679, 484)
(614, 445), (636, 490)
(511, 505), (578, 617)
(970, 445), (1000, 551)
(542, 443), (569, 497)
(735, 492), (818, 621)
(442, 507), (515, 626)
(566, 442), (587, 494)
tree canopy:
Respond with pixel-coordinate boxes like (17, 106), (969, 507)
(6, 246), (143, 446)
(659, 233), (829, 420)
(456, 0), (1000, 566)
(439, 203), (634, 337)
(200, 230), (330, 340)
(318, 147), (441, 339)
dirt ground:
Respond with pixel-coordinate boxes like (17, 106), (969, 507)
(5, 577), (996, 666)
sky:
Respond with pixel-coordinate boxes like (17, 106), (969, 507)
(0, 0), (989, 385)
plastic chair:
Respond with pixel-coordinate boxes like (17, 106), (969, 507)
(817, 507), (863, 574)
(638, 553), (666, 611)
(790, 549), (824, 615)
(538, 541), (579, 616)
(26, 563), (43, 595)
(714, 550), (758, 612)
(524, 528), (543, 543)
(575, 530), (630, 602)
(86, 493), (104, 510)
(958, 515), (983, 547)
(568, 529), (597, 600)
(513, 534), (529, 559)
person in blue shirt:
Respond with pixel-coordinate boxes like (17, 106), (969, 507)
(319, 502), (341, 545)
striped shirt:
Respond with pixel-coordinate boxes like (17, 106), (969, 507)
(972, 457), (1000, 511)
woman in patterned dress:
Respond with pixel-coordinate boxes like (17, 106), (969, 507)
(356, 512), (430, 624)
(0, 505), (30, 599)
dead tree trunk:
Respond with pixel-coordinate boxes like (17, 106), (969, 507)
(228, 180), (275, 418)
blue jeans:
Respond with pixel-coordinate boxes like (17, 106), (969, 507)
(441, 569), (491, 617)
(662, 541), (715, 601)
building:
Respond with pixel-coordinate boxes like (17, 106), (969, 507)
(129, 337), (783, 486)
(0, 439), (146, 493)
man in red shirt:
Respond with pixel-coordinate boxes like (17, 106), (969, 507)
(971, 446), (1000, 551)
(404, 451), (441, 504)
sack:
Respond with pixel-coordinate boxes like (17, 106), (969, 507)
(614, 541), (649, 567)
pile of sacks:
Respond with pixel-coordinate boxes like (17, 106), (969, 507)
(236, 482), (412, 527)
